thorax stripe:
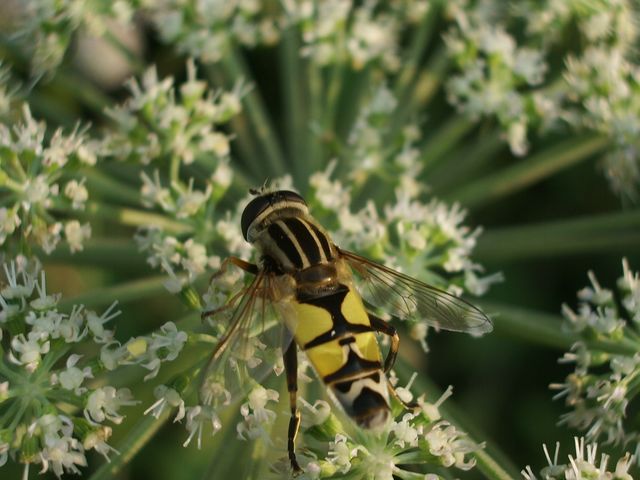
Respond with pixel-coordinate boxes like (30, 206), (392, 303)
(267, 222), (304, 268)
(306, 221), (334, 261)
(283, 217), (322, 265)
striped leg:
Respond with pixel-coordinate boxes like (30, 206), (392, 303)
(284, 340), (302, 474)
(369, 315), (419, 411)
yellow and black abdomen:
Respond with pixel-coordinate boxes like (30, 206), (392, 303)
(288, 283), (391, 429)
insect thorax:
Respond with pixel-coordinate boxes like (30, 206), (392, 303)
(252, 211), (337, 273)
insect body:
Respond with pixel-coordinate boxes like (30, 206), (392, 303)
(202, 189), (492, 474)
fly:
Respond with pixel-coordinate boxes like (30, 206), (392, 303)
(200, 189), (492, 474)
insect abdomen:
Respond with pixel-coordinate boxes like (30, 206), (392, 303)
(289, 285), (391, 429)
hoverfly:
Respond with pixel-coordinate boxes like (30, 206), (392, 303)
(201, 189), (492, 473)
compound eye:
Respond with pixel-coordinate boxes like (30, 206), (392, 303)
(277, 190), (306, 206)
(241, 195), (271, 241)
(240, 190), (307, 241)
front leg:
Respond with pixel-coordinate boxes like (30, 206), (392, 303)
(201, 256), (260, 321)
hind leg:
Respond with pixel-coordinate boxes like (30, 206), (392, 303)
(284, 340), (302, 474)
(369, 314), (420, 411)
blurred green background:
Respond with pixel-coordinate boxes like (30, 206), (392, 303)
(2, 1), (640, 479)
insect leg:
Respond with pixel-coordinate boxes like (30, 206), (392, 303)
(369, 314), (420, 411)
(283, 339), (302, 474)
(369, 314), (399, 373)
(209, 256), (259, 286)
(201, 257), (260, 321)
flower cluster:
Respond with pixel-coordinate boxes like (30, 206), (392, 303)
(0, 104), (98, 255)
(290, 0), (428, 71)
(346, 83), (423, 194)
(563, 46), (640, 201)
(138, 261), (285, 450)
(550, 259), (640, 458)
(522, 437), (634, 480)
(443, 0), (640, 199)
(443, 0), (550, 157)
(103, 59), (246, 295)
(104, 59), (243, 169)
(0, 257), (133, 477)
(0, 255), (194, 477)
(275, 383), (480, 479)
(12, 0), (134, 76)
(525, 0), (640, 201)
(139, 0), (282, 63)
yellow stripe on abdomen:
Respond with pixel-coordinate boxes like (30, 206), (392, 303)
(305, 339), (345, 378)
(288, 301), (333, 346)
(341, 290), (370, 327)
(353, 332), (381, 363)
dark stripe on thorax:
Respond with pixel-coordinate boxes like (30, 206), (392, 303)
(267, 222), (303, 268)
(283, 217), (321, 265)
(306, 221), (334, 261)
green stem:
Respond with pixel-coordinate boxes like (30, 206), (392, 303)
(279, 26), (306, 182)
(8, 398), (29, 431)
(80, 202), (192, 234)
(54, 71), (113, 117)
(87, 408), (171, 480)
(307, 62), (324, 175)
(44, 237), (144, 268)
(428, 130), (503, 193)
(220, 45), (286, 177)
(204, 64), (261, 177)
(58, 274), (169, 310)
(169, 154), (180, 185)
(83, 168), (141, 206)
(474, 449), (516, 480)
(393, 2), (442, 98)
(420, 116), (475, 170)
(478, 300), (640, 355)
(391, 45), (449, 140)
(475, 210), (640, 262)
(446, 135), (609, 209)
(412, 47), (449, 108)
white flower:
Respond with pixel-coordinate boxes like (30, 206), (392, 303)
(84, 386), (137, 425)
(39, 436), (87, 477)
(52, 355), (93, 395)
(86, 301), (120, 343)
(64, 220), (91, 253)
(64, 179), (88, 210)
(30, 270), (61, 310)
(82, 425), (118, 461)
(144, 385), (186, 422)
(175, 178), (211, 218)
(327, 434), (360, 474)
(1, 260), (36, 299)
(391, 413), (420, 448)
(0, 206), (20, 245)
(141, 322), (187, 379)
(9, 332), (50, 372)
(237, 385), (279, 441)
(182, 405), (222, 449)
(300, 399), (331, 428)
(140, 170), (173, 209)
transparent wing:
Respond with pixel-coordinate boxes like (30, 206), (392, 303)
(339, 248), (493, 335)
(198, 270), (291, 408)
